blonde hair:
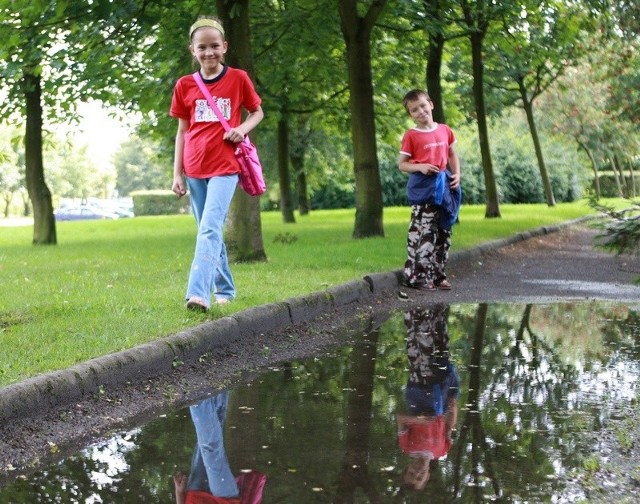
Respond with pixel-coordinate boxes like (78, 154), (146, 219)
(189, 16), (225, 40)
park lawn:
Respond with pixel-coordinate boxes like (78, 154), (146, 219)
(0, 201), (598, 387)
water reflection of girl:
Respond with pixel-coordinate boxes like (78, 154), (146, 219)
(173, 391), (265, 504)
(396, 304), (459, 491)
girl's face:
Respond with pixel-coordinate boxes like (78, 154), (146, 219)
(190, 27), (227, 77)
(406, 95), (434, 128)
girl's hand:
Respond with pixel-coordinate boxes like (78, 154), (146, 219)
(172, 175), (187, 197)
(173, 472), (187, 494)
(223, 128), (245, 144)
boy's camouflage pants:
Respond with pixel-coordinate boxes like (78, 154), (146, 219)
(403, 204), (451, 286)
(404, 304), (451, 384)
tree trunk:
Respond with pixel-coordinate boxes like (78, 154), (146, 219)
(216, 0), (266, 262)
(290, 117), (310, 215)
(519, 80), (555, 206)
(614, 154), (632, 197)
(20, 190), (30, 217)
(610, 152), (625, 198)
(338, 1), (386, 238)
(292, 163), (309, 216)
(346, 47), (384, 238)
(627, 158), (636, 198)
(333, 329), (382, 503)
(3, 195), (11, 218)
(424, 0), (446, 124)
(23, 71), (56, 245)
(577, 141), (600, 200)
(467, 303), (501, 497)
(277, 116), (295, 223)
(469, 32), (500, 218)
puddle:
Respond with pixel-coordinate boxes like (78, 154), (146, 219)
(0, 301), (638, 502)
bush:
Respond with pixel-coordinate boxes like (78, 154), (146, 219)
(455, 112), (590, 204)
(597, 172), (640, 198)
(131, 190), (190, 216)
(379, 159), (408, 207)
(310, 178), (355, 209)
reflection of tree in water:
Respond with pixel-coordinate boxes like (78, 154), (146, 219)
(0, 411), (194, 502)
(600, 305), (640, 361)
(450, 304), (579, 500)
(333, 329), (383, 503)
(2, 302), (634, 502)
(447, 302), (638, 502)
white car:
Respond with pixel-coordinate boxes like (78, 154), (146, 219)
(54, 205), (121, 221)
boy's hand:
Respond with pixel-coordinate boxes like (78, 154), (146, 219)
(418, 163), (439, 175)
(449, 172), (460, 189)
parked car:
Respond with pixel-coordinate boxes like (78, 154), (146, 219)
(54, 205), (121, 221)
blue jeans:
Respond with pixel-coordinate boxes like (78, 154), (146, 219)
(187, 391), (239, 498)
(186, 175), (238, 307)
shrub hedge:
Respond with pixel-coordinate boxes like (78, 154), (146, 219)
(130, 190), (191, 216)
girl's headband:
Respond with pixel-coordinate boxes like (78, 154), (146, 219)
(189, 19), (225, 38)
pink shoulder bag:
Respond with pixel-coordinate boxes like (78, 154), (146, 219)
(192, 72), (266, 197)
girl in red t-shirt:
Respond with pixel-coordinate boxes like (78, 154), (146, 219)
(170, 16), (264, 311)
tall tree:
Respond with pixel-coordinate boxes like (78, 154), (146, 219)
(216, 0), (267, 262)
(486, 0), (594, 207)
(276, 113), (296, 222)
(422, 0), (460, 124)
(22, 69), (56, 243)
(457, 0), (503, 218)
(290, 116), (312, 215)
(333, 328), (382, 502)
(252, 1), (347, 222)
(337, 0), (388, 238)
(0, 0), (158, 244)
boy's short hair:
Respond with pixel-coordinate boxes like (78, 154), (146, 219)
(403, 89), (431, 112)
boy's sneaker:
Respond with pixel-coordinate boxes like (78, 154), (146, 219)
(435, 279), (452, 290)
(401, 280), (436, 291)
(416, 281), (436, 291)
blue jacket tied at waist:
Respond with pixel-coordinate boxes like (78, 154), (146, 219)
(407, 170), (462, 230)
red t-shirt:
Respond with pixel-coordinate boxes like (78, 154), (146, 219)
(170, 66), (262, 178)
(398, 416), (451, 459)
(399, 124), (456, 170)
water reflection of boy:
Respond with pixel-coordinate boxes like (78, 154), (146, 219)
(174, 391), (240, 504)
(396, 304), (460, 491)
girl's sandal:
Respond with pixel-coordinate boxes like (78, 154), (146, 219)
(186, 296), (209, 311)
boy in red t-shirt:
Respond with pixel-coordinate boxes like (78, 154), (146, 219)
(396, 305), (459, 490)
(398, 89), (461, 291)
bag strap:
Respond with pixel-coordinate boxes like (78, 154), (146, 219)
(192, 71), (232, 132)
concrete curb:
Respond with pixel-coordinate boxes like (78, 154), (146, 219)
(0, 217), (592, 423)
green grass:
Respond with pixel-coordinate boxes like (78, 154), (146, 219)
(0, 201), (598, 387)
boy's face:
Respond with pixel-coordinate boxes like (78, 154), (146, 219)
(406, 95), (434, 128)
(403, 457), (431, 490)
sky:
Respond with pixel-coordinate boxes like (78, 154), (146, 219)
(75, 101), (133, 173)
